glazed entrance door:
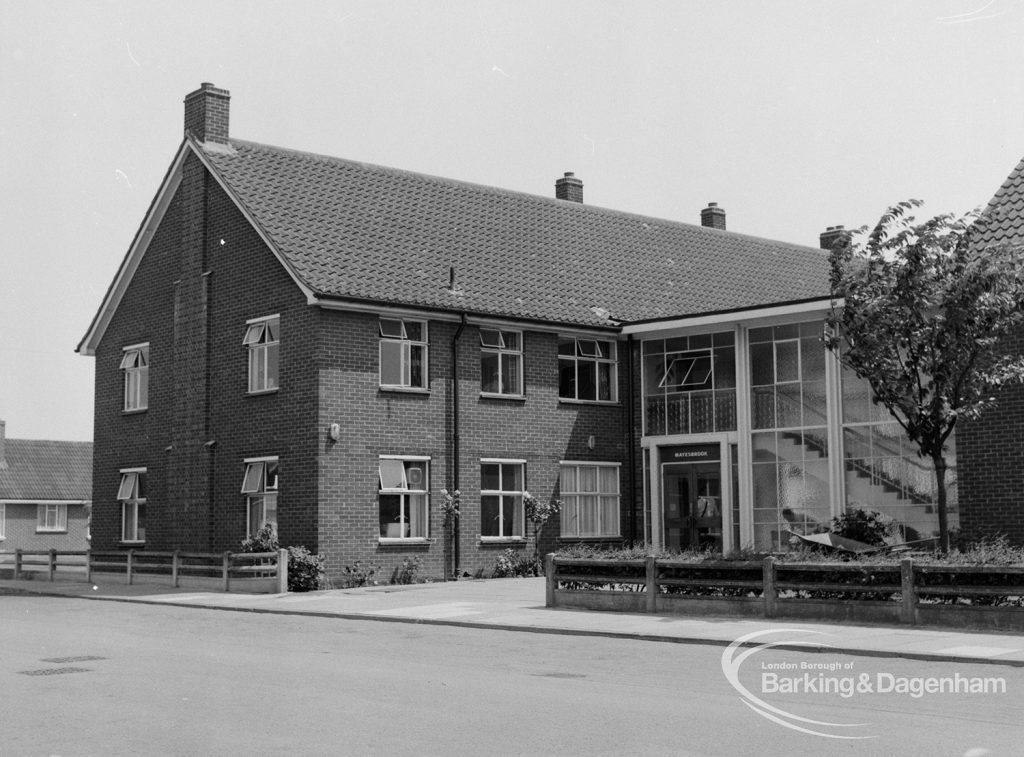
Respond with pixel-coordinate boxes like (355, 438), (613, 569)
(662, 448), (723, 551)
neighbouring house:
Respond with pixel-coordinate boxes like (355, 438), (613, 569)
(0, 420), (92, 553)
(78, 83), (1019, 582)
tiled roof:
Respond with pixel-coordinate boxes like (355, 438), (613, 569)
(0, 440), (93, 501)
(201, 140), (831, 328)
(977, 156), (1024, 247)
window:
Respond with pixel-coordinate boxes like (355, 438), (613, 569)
(36, 504), (68, 532)
(120, 344), (149, 411)
(118, 469), (147, 543)
(643, 332), (736, 435)
(481, 461), (525, 538)
(379, 318), (427, 389)
(241, 458), (279, 536)
(0, 503), (5, 539)
(560, 463), (620, 537)
(558, 337), (617, 402)
(244, 316), (280, 393)
(480, 328), (523, 396)
(378, 458), (429, 539)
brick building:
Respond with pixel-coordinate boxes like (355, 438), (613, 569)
(0, 420), (92, 553)
(77, 85), (1020, 581)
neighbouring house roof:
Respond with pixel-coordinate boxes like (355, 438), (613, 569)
(79, 136), (833, 354)
(977, 155), (1024, 247)
(200, 139), (832, 327)
(0, 439), (93, 502)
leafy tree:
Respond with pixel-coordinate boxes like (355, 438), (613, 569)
(825, 200), (1024, 552)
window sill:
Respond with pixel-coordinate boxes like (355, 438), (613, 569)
(120, 541), (145, 546)
(121, 407), (148, 415)
(246, 388), (279, 397)
(557, 398), (620, 407)
(479, 537), (526, 545)
(377, 537), (432, 546)
(479, 392), (526, 402)
(557, 535), (623, 542)
(379, 386), (430, 395)
(36, 529), (67, 535)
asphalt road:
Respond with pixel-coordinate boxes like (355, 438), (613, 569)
(2, 594), (1021, 756)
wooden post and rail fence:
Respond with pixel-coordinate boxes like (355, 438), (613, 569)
(0, 548), (288, 593)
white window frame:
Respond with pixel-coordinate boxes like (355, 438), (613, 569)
(480, 328), (524, 397)
(558, 336), (618, 402)
(378, 456), (430, 541)
(559, 462), (621, 538)
(36, 503), (68, 533)
(0, 503), (5, 540)
(379, 318), (428, 390)
(480, 459), (526, 540)
(241, 457), (279, 536)
(243, 315), (280, 394)
(120, 343), (149, 411)
(118, 468), (147, 544)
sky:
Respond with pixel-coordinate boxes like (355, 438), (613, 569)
(2, 0), (1024, 442)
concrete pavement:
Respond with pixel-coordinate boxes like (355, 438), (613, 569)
(3, 574), (1024, 667)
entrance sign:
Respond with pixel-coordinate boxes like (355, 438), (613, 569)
(662, 444), (720, 463)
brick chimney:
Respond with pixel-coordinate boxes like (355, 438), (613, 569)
(184, 83), (230, 143)
(700, 202), (726, 230)
(820, 225), (849, 251)
(555, 172), (583, 203)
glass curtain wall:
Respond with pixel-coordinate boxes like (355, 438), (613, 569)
(749, 322), (832, 550)
(643, 332), (736, 436)
(840, 365), (958, 541)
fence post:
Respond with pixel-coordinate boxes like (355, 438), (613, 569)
(126, 550), (134, 585)
(49, 549), (57, 582)
(277, 549), (289, 594)
(85, 550), (92, 583)
(222, 552), (231, 592)
(14, 549), (22, 580)
(544, 554), (555, 607)
(763, 556), (777, 618)
(172, 550), (180, 588)
(645, 556), (657, 613)
(901, 559), (916, 625)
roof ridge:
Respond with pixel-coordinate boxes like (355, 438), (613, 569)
(219, 138), (825, 255)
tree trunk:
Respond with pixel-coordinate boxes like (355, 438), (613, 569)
(933, 456), (950, 553)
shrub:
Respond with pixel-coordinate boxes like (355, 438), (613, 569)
(492, 548), (539, 578)
(238, 524), (325, 592)
(390, 556), (421, 585)
(339, 560), (379, 588)
(830, 508), (899, 546)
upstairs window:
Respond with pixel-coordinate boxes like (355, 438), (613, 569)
(379, 318), (427, 389)
(378, 457), (429, 539)
(241, 458), (279, 536)
(118, 469), (147, 543)
(120, 344), (149, 411)
(36, 504), (68, 533)
(558, 337), (617, 402)
(244, 316), (280, 393)
(480, 328), (523, 396)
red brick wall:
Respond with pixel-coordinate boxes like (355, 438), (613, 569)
(957, 329), (1024, 544)
(316, 312), (633, 580)
(91, 154), (317, 553)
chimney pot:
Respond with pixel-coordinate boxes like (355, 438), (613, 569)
(184, 83), (231, 144)
(820, 225), (849, 250)
(555, 172), (583, 203)
(700, 202), (727, 230)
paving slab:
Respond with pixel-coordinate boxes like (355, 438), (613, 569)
(3, 575), (1023, 666)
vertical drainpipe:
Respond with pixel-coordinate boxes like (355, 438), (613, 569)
(451, 313), (467, 577)
(626, 335), (637, 543)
